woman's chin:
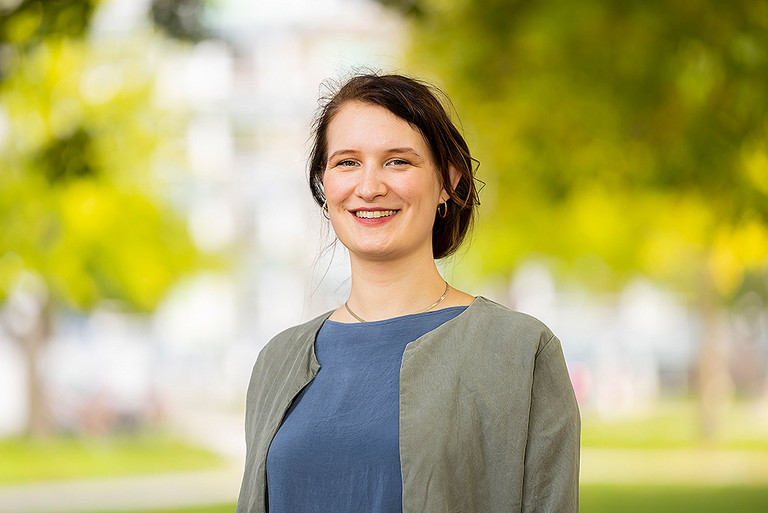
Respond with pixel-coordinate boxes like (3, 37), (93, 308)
(344, 240), (435, 263)
(347, 244), (398, 261)
(335, 223), (434, 262)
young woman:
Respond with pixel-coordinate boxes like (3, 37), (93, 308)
(236, 74), (580, 513)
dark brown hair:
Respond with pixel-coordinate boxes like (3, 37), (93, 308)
(308, 73), (480, 259)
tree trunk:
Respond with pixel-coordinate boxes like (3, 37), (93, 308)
(695, 273), (732, 442)
(12, 296), (55, 438)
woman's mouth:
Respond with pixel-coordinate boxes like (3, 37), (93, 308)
(353, 210), (399, 219)
(350, 209), (400, 225)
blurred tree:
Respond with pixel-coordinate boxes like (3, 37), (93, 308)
(0, 0), (97, 81)
(150, 0), (211, 43)
(383, 0), (768, 437)
(0, 1), (213, 436)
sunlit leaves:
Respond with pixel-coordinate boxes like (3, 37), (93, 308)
(398, 0), (768, 299)
(742, 146), (768, 196)
(2, 2), (44, 44)
(0, 19), (201, 313)
(0, 0), (97, 81)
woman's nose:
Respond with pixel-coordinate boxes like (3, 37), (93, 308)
(355, 165), (387, 200)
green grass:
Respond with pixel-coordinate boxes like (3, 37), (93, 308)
(77, 485), (768, 513)
(7, 400), (768, 513)
(578, 401), (768, 511)
(0, 433), (224, 484)
(581, 400), (768, 450)
(581, 484), (768, 512)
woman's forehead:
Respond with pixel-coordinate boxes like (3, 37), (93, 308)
(327, 101), (429, 152)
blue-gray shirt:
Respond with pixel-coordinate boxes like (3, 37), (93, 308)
(265, 306), (467, 513)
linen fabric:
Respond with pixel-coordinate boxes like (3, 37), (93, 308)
(265, 307), (467, 513)
(236, 296), (580, 513)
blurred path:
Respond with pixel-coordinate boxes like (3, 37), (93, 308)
(582, 447), (768, 485)
(3, 446), (767, 513)
(0, 466), (241, 513)
(0, 410), (245, 513)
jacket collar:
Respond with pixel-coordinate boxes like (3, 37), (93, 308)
(299, 296), (491, 371)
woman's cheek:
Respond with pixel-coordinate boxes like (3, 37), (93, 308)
(323, 174), (350, 205)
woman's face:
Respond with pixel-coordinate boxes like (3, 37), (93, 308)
(322, 101), (448, 262)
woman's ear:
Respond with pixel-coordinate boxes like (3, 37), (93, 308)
(449, 165), (461, 190)
(441, 165), (462, 201)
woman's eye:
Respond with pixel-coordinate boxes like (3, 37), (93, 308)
(388, 158), (411, 166)
(337, 159), (358, 167)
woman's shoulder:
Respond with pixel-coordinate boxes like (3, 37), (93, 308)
(456, 296), (557, 352)
(256, 309), (332, 365)
(468, 296), (553, 333)
(404, 296), (565, 389)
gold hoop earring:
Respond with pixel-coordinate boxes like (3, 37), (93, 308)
(437, 200), (448, 218)
(322, 200), (330, 220)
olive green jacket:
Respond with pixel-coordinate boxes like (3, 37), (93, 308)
(236, 296), (580, 512)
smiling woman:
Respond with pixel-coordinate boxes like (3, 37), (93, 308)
(309, 74), (478, 263)
(322, 101), (452, 268)
(236, 74), (581, 513)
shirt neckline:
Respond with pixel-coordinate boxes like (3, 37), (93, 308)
(323, 305), (469, 328)
(305, 296), (490, 373)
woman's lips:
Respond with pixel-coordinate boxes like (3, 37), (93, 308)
(350, 209), (400, 225)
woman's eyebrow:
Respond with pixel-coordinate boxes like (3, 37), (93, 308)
(328, 147), (422, 161)
(328, 149), (358, 161)
(386, 147), (422, 158)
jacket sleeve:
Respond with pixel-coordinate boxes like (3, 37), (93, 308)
(522, 334), (580, 513)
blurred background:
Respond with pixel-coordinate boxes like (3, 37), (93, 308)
(1, 0), (767, 512)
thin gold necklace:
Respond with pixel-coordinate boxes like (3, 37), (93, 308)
(344, 282), (451, 323)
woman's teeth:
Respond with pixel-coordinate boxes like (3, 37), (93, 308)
(354, 210), (398, 219)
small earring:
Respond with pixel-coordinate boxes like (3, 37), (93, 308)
(322, 200), (330, 220)
(437, 200), (448, 218)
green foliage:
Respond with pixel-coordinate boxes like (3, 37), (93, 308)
(0, 434), (223, 484)
(0, 0), (98, 81)
(375, 0), (424, 18)
(396, 0), (768, 298)
(0, 1), (97, 45)
(0, 20), (203, 311)
(150, 0), (211, 43)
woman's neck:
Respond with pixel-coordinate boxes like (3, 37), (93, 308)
(342, 251), (447, 322)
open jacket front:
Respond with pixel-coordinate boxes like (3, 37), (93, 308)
(236, 296), (580, 513)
